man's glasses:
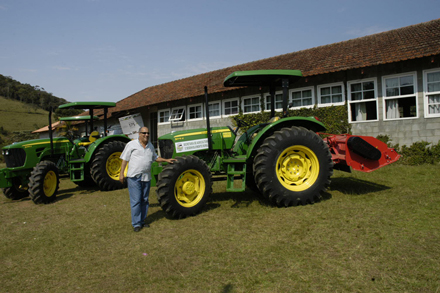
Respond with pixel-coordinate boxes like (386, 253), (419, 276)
(139, 132), (149, 135)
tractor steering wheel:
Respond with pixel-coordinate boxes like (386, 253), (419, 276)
(233, 116), (249, 128)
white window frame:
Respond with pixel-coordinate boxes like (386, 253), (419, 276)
(158, 109), (170, 124)
(423, 68), (440, 118)
(382, 72), (418, 121)
(242, 95), (261, 114)
(223, 98), (239, 117)
(317, 82), (345, 107)
(207, 101), (221, 118)
(187, 103), (203, 121)
(347, 78), (378, 123)
(169, 106), (186, 122)
(264, 91), (283, 112)
(290, 87), (315, 109)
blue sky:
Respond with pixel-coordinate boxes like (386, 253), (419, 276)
(1, 0), (439, 103)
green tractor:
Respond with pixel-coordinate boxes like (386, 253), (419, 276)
(150, 70), (400, 219)
(0, 102), (131, 204)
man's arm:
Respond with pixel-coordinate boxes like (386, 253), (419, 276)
(119, 159), (128, 184)
(156, 157), (176, 164)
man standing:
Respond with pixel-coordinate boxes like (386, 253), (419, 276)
(119, 127), (175, 232)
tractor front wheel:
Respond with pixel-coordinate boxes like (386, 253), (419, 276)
(91, 141), (126, 191)
(2, 178), (29, 200)
(156, 155), (212, 219)
(29, 161), (60, 204)
(253, 127), (333, 207)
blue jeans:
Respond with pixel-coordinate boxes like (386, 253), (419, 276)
(127, 176), (151, 228)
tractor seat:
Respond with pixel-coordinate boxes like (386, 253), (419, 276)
(77, 131), (100, 146)
(88, 131), (100, 143)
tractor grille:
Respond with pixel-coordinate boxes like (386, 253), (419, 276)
(4, 148), (26, 168)
(159, 139), (174, 159)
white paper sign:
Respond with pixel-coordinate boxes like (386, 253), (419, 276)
(175, 138), (209, 153)
(118, 113), (144, 140)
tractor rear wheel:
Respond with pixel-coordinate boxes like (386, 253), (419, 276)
(2, 179), (29, 200)
(91, 141), (126, 191)
(29, 161), (60, 204)
(156, 155), (212, 219)
(253, 126), (333, 207)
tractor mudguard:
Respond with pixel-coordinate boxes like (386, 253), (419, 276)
(82, 135), (131, 163)
(245, 116), (326, 158)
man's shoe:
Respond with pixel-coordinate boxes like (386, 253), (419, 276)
(143, 223), (150, 228)
(133, 226), (142, 232)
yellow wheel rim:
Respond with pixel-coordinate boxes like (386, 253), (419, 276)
(276, 145), (319, 192)
(174, 169), (206, 207)
(43, 171), (57, 197)
(106, 152), (122, 180)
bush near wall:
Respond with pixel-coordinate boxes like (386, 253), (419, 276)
(376, 135), (440, 165)
(232, 105), (351, 135)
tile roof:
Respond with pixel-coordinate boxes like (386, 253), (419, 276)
(102, 18), (440, 118)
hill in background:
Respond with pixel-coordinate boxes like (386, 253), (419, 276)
(0, 96), (51, 132)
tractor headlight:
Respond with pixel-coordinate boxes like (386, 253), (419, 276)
(2, 149), (8, 156)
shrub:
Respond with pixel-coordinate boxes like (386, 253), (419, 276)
(232, 105), (350, 135)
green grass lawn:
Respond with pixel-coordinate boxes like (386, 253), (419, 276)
(1, 164), (439, 292)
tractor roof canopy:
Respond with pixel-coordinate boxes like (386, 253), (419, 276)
(58, 101), (116, 110)
(223, 69), (303, 87)
(59, 115), (99, 121)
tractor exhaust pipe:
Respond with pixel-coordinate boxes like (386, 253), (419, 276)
(49, 106), (54, 157)
(204, 86), (212, 151)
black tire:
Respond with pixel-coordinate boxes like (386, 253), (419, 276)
(156, 155), (212, 219)
(2, 179), (29, 200)
(253, 126), (333, 207)
(91, 141), (127, 191)
(28, 161), (60, 204)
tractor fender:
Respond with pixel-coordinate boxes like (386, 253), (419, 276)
(82, 135), (131, 163)
(246, 116), (326, 159)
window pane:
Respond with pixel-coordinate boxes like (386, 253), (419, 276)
(352, 92), (362, 101)
(428, 82), (440, 92)
(303, 98), (312, 106)
(322, 96), (331, 104)
(303, 90), (312, 98)
(332, 94), (342, 103)
(332, 86), (342, 94)
(400, 76), (413, 86)
(386, 88), (399, 97)
(401, 85), (414, 95)
(428, 72), (440, 83)
(292, 92), (301, 99)
(321, 88), (330, 96)
(386, 77), (398, 88)
(351, 83), (361, 92)
(363, 81), (374, 91)
(363, 90), (375, 100)
(292, 100), (301, 107)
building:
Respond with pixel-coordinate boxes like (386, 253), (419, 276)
(56, 19), (440, 147)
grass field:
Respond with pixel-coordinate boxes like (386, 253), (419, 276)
(0, 96), (50, 132)
(1, 164), (439, 292)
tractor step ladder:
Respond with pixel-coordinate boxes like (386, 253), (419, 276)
(223, 156), (247, 192)
(69, 159), (86, 182)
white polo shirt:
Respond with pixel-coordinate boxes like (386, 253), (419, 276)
(120, 139), (158, 181)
